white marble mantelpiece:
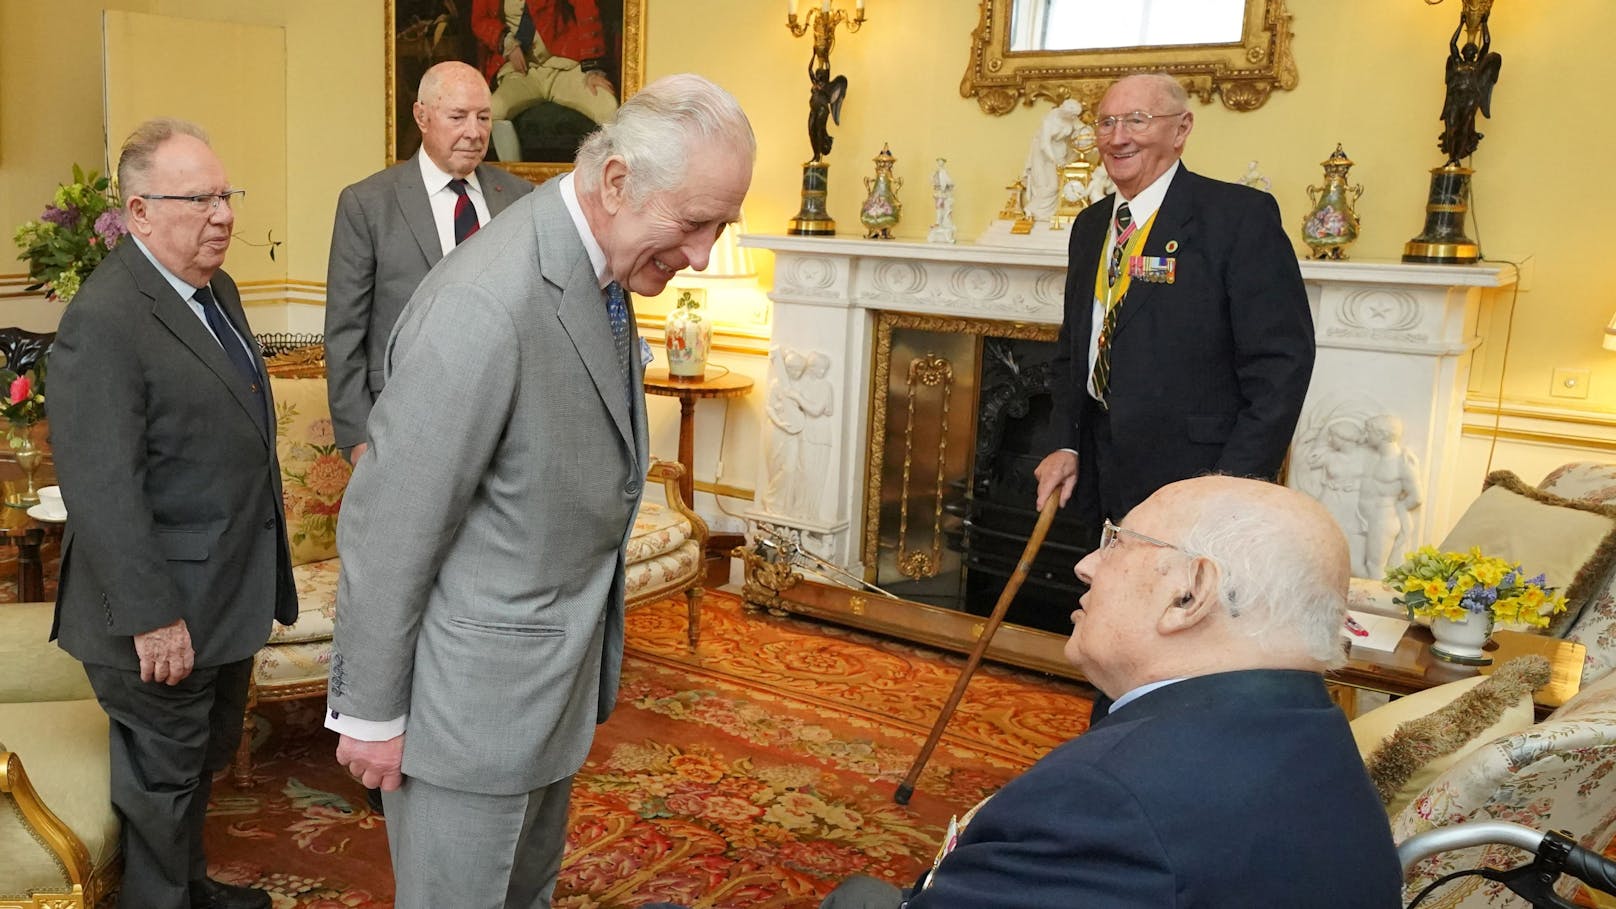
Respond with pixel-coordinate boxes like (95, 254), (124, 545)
(740, 233), (1516, 576)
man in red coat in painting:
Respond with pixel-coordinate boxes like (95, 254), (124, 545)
(471, 0), (620, 160)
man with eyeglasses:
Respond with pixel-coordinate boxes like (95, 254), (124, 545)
(1034, 73), (1314, 560)
(800, 476), (1401, 908)
(48, 119), (296, 909)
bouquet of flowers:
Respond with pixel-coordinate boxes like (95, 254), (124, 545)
(1384, 545), (1568, 630)
(0, 359), (45, 448)
(13, 164), (124, 302)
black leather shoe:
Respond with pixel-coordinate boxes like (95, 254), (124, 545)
(365, 785), (386, 816)
(189, 877), (271, 909)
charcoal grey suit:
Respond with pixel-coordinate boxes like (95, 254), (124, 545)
(327, 177), (647, 907)
(324, 153), (533, 449)
(48, 238), (297, 908)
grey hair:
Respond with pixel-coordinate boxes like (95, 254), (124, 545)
(1114, 72), (1189, 112)
(118, 118), (211, 211)
(574, 73), (755, 206)
(1179, 491), (1349, 669)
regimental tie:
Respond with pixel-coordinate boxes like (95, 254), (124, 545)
(1091, 202), (1138, 406)
(448, 178), (480, 245)
(195, 285), (268, 436)
(605, 281), (633, 406)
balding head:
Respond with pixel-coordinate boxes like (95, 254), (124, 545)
(1069, 476), (1348, 697)
(413, 61), (492, 177)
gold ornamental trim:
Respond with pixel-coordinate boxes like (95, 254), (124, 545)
(961, 0), (1298, 115)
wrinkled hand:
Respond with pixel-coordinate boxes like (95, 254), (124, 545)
(337, 734), (405, 791)
(1033, 449), (1078, 510)
(133, 618), (195, 685)
(584, 70), (615, 96)
(348, 441), (368, 465)
(506, 44), (529, 74)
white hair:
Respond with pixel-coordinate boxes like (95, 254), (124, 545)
(118, 118), (211, 211)
(574, 73), (755, 205)
(1179, 491), (1348, 668)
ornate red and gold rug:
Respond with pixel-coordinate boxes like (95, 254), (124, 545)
(206, 590), (1095, 908)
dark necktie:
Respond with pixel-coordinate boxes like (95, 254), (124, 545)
(195, 285), (268, 435)
(448, 179), (479, 245)
(1106, 202), (1135, 287)
(1093, 203), (1137, 406)
(606, 282), (633, 402)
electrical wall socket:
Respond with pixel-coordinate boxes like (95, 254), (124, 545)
(1551, 367), (1590, 399)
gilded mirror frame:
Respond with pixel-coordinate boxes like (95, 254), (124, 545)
(385, 0), (647, 184)
(962, 0), (1297, 114)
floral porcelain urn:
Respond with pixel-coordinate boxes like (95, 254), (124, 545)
(1302, 144), (1364, 260)
(664, 289), (711, 378)
(859, 143), (903, 240)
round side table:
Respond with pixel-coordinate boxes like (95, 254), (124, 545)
(642, 367), (754, 506)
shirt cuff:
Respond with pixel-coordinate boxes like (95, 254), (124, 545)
(326, 709), (406, 741)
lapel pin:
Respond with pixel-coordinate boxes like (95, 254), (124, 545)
(1164, 240), (1179, 254)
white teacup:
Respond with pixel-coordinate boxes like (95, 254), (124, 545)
(37, 485), (64, 519)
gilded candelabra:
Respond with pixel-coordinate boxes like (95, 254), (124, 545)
(1405, 0), (1503, 264)
(785, 0), (867, 236)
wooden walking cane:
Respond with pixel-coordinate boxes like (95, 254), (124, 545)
(894, 494), (1063, 805)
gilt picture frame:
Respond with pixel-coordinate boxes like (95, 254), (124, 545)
(385, 0), (646, 183)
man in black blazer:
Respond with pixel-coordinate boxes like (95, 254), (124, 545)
(48, 119), (297, 909)
(801, 476), (1402, 908)
(1034, 74), (1314, 540)
(325, 60), (533, 463)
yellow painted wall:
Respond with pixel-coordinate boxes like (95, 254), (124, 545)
(2, 0), (1614, 416)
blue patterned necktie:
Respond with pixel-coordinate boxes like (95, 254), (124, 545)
(606, 282), (634, 409)
(195, 285), (268, 435)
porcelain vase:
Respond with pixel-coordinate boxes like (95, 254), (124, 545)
(1429, 609), (1494, 665)
(7, 430), (41, 508)
(664, 290), (711, 378)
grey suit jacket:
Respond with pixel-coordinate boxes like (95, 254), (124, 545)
(328, 179), (648, 796)
(324, 153), (534, 449)
(47, 240), (298, 670)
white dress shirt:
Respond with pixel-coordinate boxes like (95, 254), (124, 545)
(419, 152), (491, 256)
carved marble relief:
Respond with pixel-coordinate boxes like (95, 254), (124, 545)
(1290, 399), (1425, 579)
(760, 346), (838, 524)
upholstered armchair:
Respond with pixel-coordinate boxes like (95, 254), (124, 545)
(0, 602), (120, 909)
(1386, 666), (1616, 906)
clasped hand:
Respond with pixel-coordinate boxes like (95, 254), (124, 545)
(133, 618), (195, 685)
(337, 734), (406, 791)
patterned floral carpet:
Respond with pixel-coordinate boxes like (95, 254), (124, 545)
(203, 590), (1095, 908)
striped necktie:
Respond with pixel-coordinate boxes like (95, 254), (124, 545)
(448, 179), (479, 245)
(1106, 202), (1135, 287)
(1092, 203), (1137, 406)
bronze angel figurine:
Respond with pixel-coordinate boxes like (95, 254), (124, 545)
(1438, 12), (1503, 164)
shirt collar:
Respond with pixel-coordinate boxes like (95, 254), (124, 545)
(1111, 159), (1180, 227)
(418, 151), (482, 198)
(129, 235), (206, 300)
(1108, 676), (1186, 715)
(559, 173), (611, 289)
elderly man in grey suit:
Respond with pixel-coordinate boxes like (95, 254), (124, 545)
(324, 59), (532, 462)
(326, 73), (755, 908)
(48, 119), (296, 909)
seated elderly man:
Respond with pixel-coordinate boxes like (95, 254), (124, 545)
(653, 476), (1403, 908)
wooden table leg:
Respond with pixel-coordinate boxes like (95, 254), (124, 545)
(677, 398), (697, 506)
(17, 527), (44, 603)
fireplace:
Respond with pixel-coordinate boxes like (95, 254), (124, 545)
(737, 234), (1516, 677)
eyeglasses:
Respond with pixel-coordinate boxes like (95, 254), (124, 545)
(1095, 111), (1187, 136)
(139, 190), (246, 212)
(1099, 519), (1191, 556)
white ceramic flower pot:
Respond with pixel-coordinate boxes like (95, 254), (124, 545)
(1429, 609), (1495, 665)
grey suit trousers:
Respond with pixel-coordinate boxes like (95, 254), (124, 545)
(382, 774), (575, 909)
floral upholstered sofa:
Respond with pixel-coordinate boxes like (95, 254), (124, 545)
(233, 336), (708, 785)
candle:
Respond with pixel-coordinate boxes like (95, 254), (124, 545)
(821, 0), (831, 11)
(786, 0), (796, 17)
(856, 0), (865, 10)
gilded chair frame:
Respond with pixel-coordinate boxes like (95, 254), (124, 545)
(0, 750), (120, 909)
(960, 0), (1299, 115)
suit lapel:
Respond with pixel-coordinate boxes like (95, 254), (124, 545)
(398, 154), (444, 269)
(1111, 169), (1196, 339)
(476, 164), (519, 218)
(128, 245), (269, 444)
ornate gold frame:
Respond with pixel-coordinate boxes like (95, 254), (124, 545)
(961, 0), (1298, 114)
(384, 0), (647, 184)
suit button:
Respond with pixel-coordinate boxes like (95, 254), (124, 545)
(625, 481), (641, 496)
(264, 518), (276, 529)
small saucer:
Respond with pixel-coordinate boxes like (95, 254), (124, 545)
(1429, 643), (1493, 666)
(26, 504), (66, 524)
